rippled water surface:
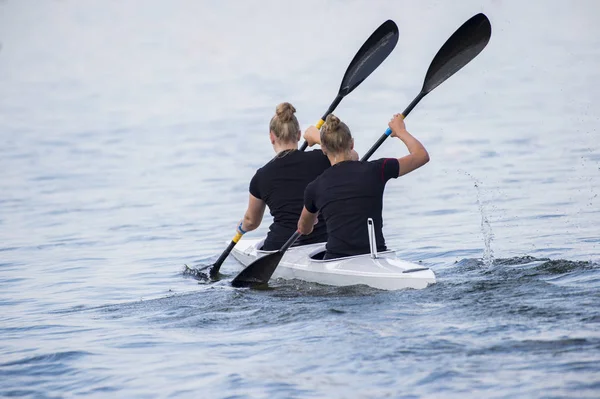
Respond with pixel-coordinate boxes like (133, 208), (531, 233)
(1, 1), (599, 398)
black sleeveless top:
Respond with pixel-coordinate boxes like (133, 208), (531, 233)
(250, 149), (330, 250)
(304, 158), (400, 259)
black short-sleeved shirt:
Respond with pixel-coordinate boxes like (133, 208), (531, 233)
(304, 158), (400, 259)
(250, 149), (330, 250)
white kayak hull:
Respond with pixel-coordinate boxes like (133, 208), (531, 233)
(231, 238), (436, 291)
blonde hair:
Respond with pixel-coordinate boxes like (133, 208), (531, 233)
(320, 114), (353, 154)
(269, 102), (300, 143)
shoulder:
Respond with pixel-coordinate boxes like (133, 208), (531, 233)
(252, 164), (266, 179)
(304, 177), (317, 198)
(368, 158), (387, 167)
(255, 155), (279, 175)
(249, 165), (265, 197)
(368, 158), (400, 181)
(369, 158), (399, 167)
(304, 177), (320, 211)
(250, 159), (272, 184)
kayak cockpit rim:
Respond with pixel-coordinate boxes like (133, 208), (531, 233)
(253, 240), (327, 255)
(254, 238), (276, 255)
(307, 247), (396, 263)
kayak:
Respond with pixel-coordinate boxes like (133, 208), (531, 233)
(231, 238), (436, 290)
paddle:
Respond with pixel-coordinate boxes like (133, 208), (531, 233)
(298, 19), (400, 151)
(202, 20), (399, 280)
(231, 13), (492, 288)
(362, 13), (491, 160)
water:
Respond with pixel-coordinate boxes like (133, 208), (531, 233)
(1, 0), (599, 397)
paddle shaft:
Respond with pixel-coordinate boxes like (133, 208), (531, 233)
(279, 230), (303, 254)
(209, 232), (242, 278)
(299, 94), (344, 152)
(361, 92), (426, 160)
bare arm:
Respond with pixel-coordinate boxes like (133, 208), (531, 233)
(298, 206), (318, 235)
(388, 114), (430, 176)
(239, 194), (266, 234)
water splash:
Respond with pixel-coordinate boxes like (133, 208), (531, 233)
(476, 181), (495, 267)
(461, 171), (495, 267)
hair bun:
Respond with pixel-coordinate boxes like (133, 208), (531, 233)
(324, 113), (341, 132)
(275, 102), (296, 122)
(320, 113), (352, 154)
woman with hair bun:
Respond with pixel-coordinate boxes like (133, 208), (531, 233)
(297, 113), (430, 259)
(234, 102), (333, 250)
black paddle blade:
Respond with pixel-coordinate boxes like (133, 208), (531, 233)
(422, 13), (491, 94)
(182, 264), (210, 281)
(339, 19), (399, 96)
(231, 252), (284, 288)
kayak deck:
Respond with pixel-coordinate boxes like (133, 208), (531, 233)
(231, 238), (436, 290)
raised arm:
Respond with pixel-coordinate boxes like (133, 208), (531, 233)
(388, 114), (430, 176)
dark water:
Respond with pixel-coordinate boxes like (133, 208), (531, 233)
(1, 1), (599, 398)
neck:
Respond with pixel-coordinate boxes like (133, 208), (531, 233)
(327, 151), (354, 166)
(273, 141), (298, 153)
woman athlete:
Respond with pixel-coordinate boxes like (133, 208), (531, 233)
(234, 102), (331, 250)
(297, 113), (429, 259)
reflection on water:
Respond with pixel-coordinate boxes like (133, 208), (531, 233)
(1, 0), (599, 397)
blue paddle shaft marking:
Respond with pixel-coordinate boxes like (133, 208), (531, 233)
(385, 127), (392, 136)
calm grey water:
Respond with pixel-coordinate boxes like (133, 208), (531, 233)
(1, 1), (599, 398)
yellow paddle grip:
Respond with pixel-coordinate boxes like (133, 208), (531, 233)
(233, 232), (243, 243)
(315, 119), (325, 129)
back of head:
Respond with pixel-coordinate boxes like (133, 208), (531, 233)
(320, 114), (353, 154)
(269, 102), (300, 143)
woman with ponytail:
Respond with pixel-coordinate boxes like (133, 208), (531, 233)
(297, 113), (430, 260)
(234, 102), (332, 250)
